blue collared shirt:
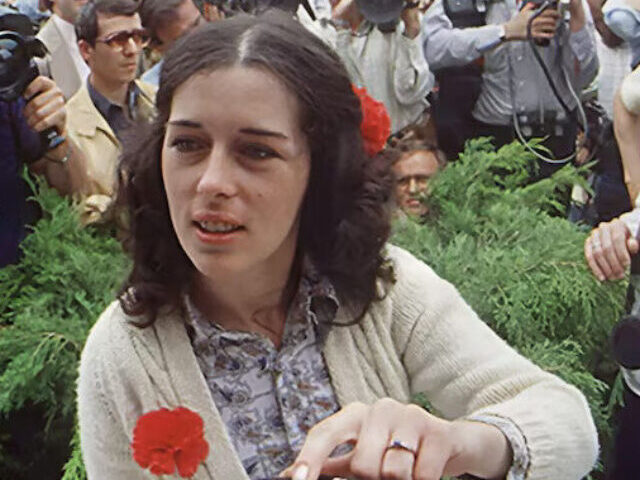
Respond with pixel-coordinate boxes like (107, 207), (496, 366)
(86, 79), (144, 140)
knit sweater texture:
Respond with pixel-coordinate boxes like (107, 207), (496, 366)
(77, 245), (599, 479)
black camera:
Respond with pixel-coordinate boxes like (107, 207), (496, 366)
(0, 12), (64, 150)
(356, 0), (417, 32)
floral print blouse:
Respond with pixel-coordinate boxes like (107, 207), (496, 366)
(184, 262), (342, 479)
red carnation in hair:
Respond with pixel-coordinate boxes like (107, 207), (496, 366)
(132, 407), (209, 478)
(352, 85), (391, 157)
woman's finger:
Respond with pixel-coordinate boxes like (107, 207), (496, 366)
(413, 435), (450, 480)
(347, 400), (395, 479)
(381, 436), (420, 480)
(288, 402), (368, 480)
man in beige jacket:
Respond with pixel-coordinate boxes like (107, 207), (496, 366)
(37, 0), (89, 99)
(67, 0), (156, 224)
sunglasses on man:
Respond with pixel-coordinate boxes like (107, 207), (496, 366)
(95, 28), (150, 51)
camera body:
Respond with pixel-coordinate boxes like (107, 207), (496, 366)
(0, 30), (40, 102)
(0, 12), (64, 151)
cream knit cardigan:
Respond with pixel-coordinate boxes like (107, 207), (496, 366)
(78, 245), (599, 479)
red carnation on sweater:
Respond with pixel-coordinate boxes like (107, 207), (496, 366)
(132, 407), (209, 478)
(352, 85), (391, 157)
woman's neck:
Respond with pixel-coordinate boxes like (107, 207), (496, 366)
(190, 255), (301, 348)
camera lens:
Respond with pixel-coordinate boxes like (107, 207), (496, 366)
(0, 34), (28, 90)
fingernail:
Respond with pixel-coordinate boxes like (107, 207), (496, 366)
(292, 464), (309, 480)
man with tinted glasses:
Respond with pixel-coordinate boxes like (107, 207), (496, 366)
(139, 0), (206, 87)
(37, 0), (89, 99)
(66, 0), (156, 224)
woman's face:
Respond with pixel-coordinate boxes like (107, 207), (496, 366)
(161, 66), (311, 280)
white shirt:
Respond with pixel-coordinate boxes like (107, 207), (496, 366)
(308, 20), (434, 133)
(52, 14), (90, 83)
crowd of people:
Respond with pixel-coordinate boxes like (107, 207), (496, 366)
(3, 0), (640, 478)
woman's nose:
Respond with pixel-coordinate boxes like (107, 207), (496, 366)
(196, 147), (238, 198)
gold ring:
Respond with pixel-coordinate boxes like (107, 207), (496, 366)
(385, 439), (417, 456)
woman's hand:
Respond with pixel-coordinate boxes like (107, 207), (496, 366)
(585, 219), (639, 281)
(281, 399), (512, 480)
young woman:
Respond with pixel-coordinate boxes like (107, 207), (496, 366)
(78, 12), (598, 480)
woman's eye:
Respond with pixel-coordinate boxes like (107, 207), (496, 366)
(170, 137), (206, 153)
(239, 144), (280, 160)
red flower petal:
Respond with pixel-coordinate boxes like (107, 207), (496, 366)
(132, 407), (209, 478)
(352, 85), (391, 156)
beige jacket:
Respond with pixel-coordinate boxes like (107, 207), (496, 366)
(66, 80), (156, 224)
(37, 16), (84, 100)
(78, 246), (599, 479)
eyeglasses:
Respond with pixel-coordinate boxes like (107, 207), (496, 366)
(96, 28), (150, 51)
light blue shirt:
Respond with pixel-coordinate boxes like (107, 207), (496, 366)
(141, 60), (162, 87)
(14, 0), (50, 23)
(603, 0), (640, 67)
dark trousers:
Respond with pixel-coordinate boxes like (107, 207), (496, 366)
(607, 383), (640, 479)
(471, 117), (578, 179)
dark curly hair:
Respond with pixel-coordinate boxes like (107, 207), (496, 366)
(117, 11), (394, 324)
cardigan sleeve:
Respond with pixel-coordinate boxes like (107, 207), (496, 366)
(387, 246), (599, 480)
(77, 303), (156, 480)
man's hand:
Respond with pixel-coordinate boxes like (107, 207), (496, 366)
(585, 219), (640, 282)
(22, 75), (66, 138)
(503, 3), (559, 41)
(202, 3), (224, 22)
(401, 3), (422, 39)
(568, 0), (587, 33)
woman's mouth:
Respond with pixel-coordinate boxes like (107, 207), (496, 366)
(193, 220), (246, 245)
(196, 221), (244, 234)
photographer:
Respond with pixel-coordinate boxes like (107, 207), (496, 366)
(308, 0), (434, 134)
(423, 0), (598, 176)
(1, 8), (87, 268)
(584, 203), (640, 480)
(1, 75), (88, 267)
